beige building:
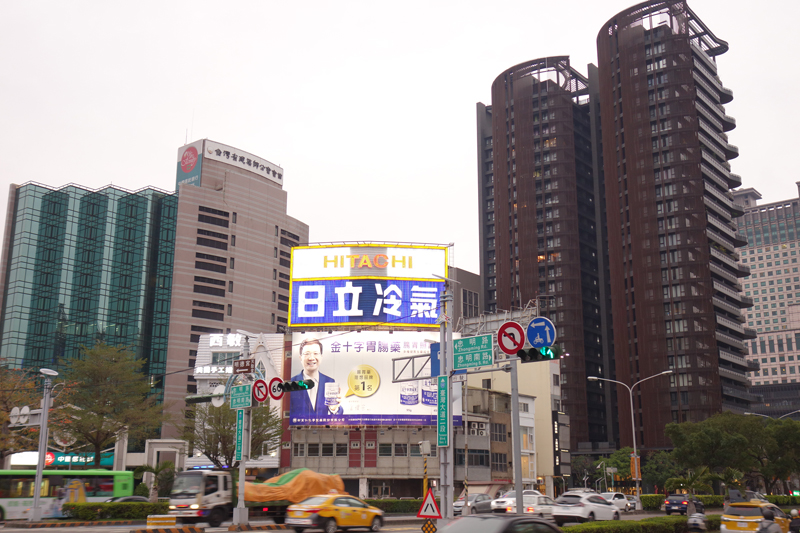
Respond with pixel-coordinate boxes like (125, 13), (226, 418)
(163, 140), (308, 435)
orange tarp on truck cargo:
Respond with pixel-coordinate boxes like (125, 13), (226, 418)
(245, 468), (344, 503)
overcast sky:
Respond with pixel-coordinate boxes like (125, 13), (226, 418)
(1, 0), (797, 274)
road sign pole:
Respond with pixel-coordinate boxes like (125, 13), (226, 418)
(234, 336), (251, 527)
(438, 287), (454, 525)
(510, 359), (523, 515)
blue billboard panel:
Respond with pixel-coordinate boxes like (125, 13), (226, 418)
(290, 279), (444, 327)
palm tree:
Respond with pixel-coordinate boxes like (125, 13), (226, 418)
(665, 466), (714, 495)
(708, 467), (745, 495)
(134, 461), (177, 503)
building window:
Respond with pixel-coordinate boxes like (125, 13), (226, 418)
(273, 269), (277, 280)
(491, 423), (507, 442)
(275, 225), (279, 236)
(378, 444), (392, 457)
(232, 212), (237, 224)
(336, 443), (348, 456)
(230, 258), (235, 270)
(491, 453), (508, 472)
(482, 379), (491, 389)
(321, 444), (334, 457)
(307, 444), (320, 457)
(271, 313), (275, 325)
(275, 247), (278, 258)
(394, 444), (408, 457)
(293, 443), (305, 457)
(229, 281), (234, 292)
(272, 291), (277, 302)
(227, 304), (232, 316)
(410, 445), (421, 457)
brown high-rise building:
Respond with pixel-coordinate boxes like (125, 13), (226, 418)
(477, 58), (616, 453)
(597, 1), (754, 450)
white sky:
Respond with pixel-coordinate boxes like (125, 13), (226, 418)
(1, 1), (797, 274)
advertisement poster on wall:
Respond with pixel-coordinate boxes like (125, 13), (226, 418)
(176, 139), (204, 189)
(289, 331), (462, 426)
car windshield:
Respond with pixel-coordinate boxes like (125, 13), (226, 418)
(171, 473), (203, 495)
(298, 496), (330, 506)
(556, 495), (583, 504)
(601, 493), (614, 499)
(500, 491), (515, 498)
(727, 507), (765, 517)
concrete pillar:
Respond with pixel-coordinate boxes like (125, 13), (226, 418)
(359, 478), (368, 500)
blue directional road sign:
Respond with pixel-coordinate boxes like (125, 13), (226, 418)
(527, 317), (557, 349)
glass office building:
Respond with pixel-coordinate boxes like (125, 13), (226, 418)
(0, 182), (176, 400)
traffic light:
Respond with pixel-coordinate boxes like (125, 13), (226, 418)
(277, 379), (316, 392)
(516, 347), (557, 362)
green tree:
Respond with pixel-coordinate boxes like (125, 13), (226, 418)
(570, 455), (596, 488)
(55, 342), (167, 467)
(183, 401), (283, 469)
(665, 412), (759, 473)
(642, 450), (682, 494)
(665, 466), (714, 495)
(0, 362), (41, 465)
(134, 460), (178, 502)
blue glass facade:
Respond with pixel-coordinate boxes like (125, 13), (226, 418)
(0, 183), (176, 399)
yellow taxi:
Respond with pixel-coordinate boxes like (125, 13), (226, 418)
(286, 493), (384, 533)
(721, 502), (790, 533)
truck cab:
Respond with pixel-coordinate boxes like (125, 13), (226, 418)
(169, 470), (233, 527)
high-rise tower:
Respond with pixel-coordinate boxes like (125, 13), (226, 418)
(597, 0), (753, 450)
(477, 58), (615, 451)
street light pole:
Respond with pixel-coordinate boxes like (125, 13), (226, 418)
(745, 409), (800, 420)
(31, 368), (58, 522)
(587, 370), (672, 509)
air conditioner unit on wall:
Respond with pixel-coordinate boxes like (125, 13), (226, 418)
(470, 422), (479, 429)
(478, 423), (487, 430)
(469, 429), (478, 435)
(478, 430), (488, 437)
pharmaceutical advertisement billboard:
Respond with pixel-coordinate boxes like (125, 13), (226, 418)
(289, 244), (448, 328)
(289, 331), (462, 426)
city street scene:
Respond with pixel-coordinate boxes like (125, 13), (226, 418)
(1, 0), (799, 532)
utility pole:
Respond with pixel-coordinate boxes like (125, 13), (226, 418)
(510, 360), (523, 515)
(461, 379), (468, 515)
(438, 286), (454, 523)
(233, 336), (252, 526)
(31, 368), (58, 522)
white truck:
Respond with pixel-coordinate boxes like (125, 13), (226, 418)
(168, 468), (344, 527)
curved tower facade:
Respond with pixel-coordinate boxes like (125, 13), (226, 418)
(480, 57), (613, 449)
(597, 0), (753, 450)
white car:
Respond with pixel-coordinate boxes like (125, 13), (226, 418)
(505, 495), (557, 519)
(553, 492), (620, 525)
(491, 490), (543, 513)
(601, 492), (632, 512)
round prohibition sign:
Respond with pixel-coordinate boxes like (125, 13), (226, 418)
(253, 379), (269, 402)
(497, 321), (525, 355)
(268, 377), (284, 401)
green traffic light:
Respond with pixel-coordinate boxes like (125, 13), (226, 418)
(539, 347), (555, 359)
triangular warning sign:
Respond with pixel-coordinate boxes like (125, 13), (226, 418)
(417, 488), (443, 519)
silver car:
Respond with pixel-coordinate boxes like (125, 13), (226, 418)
(454, 493), (493, 514)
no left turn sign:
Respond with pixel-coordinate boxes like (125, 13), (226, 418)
(253, 379), (269, 402)
(497, 321), (525, 355)
(269, 377), (284, 401)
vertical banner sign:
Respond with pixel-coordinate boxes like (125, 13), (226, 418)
(235, 409), (244, 462)
(437, 376), (449, 446)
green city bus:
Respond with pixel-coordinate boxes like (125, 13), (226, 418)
(0, 469), (134, 520)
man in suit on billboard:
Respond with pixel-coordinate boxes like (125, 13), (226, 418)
(290, 338), (343, 419)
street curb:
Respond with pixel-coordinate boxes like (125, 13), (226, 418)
(228, 526), (289, 531)
(130, 526), (206, 533)
(8, 520), (143, 528)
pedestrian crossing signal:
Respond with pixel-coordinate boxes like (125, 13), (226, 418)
(277, 379), (315, 392)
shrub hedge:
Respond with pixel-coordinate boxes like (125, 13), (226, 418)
(563, 515), (721, 533)
(364, 499), (424, 513)
(61, 502), (169, 520)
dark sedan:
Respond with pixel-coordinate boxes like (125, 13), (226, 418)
(440, 514), (563, 533)
(664, 494), (705, 515)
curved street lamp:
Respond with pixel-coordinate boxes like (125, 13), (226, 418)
(744, 409), (800, 420)
(587, 369), (673, 509)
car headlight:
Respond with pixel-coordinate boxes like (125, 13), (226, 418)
(190, 504), (200, 509)
(169, 505), (176, 510)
